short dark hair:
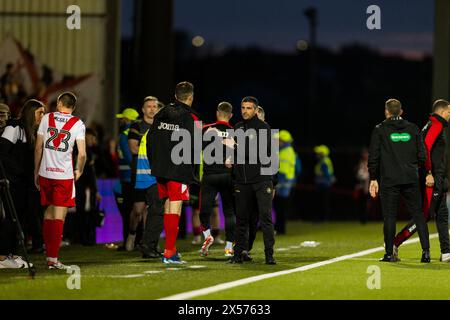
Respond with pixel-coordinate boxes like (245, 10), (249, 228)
(241, 96), (259, 108)
(217, 102), (233, 115)
(433, 99), (450, 112)
(385, 98), (402, 117)
(175, 82), (194, 102)
(57, 92), (77, 109)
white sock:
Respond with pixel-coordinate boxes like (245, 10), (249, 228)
(47, 257), (57, 263)
(225, 241), (233, 250)
(203, 229), (211, 238)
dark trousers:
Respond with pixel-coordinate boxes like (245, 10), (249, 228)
(199, 173), (235, 242)
(26, 186), (43, 249)
(114, 182), (133, 242)
(435, 192), (450, 253)
(248, 210), (259, 253)
(74, 185), (96, 246)
(380, 183), (430, 254)
(234, 180), (275, 257)
(274, 195), (289, 234)
(394, 188), (450, 253)
(0, 190), (16, 254)
(142, 184), (164, 251)
(0, 182), (41, 255)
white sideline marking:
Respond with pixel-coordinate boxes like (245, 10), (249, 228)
(107, 274), (146, 278)
(160, 233), (439, 300)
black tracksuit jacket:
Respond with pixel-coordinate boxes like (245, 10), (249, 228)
(368, 117), (426, 187)
(202, 121), (233, 176)
(233, 116), (275, 185)
(147, 101), (201, 185)
(422, 113), (448, 192)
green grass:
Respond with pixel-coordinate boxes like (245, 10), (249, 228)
(0, 221), (448, 300)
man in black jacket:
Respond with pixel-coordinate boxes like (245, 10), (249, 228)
(368, 98), (430, 262)
(230, 96), (278, 265)
(393, 99), (450, 262)
(147, 82), (201, 264)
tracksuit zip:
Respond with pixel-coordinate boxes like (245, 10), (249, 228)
(243, 122), (248, 183)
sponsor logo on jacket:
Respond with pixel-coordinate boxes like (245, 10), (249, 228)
(158, 122), (179, 131)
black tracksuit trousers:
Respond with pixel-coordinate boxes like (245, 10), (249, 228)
(380, 183), (430, 255)
(114, 182), (133, 243)
(199, 173), (235, 242)
(394, 188), (450, 253)
(234, 180), (275, 257)
(142, 184), (165, 251)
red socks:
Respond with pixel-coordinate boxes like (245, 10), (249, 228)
(43, 219), (65, 260)
(164, 214), (180, 257)
(43, 219), (52, 258)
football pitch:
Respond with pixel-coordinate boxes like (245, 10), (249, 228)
(1, 221), (449, 300)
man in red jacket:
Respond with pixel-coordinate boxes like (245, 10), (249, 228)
(393, 99), (450, 263)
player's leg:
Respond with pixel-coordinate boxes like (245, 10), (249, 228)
(211, 204), (224, 244)
(126, 202), (142, 250)
(231, 184), (252, 263)
(402, 183), (430, 262)
(0, 197), (19, 268)
(189, 184), (202, 244)
(435, 192), (450, 261)
(379, 184), (400, 260)
(141, 184), (164, 258)
(41, 177), (75, 269)
(219, 181), (236, 256)
(218, 174), (236, 256)
(44, 205), (69, 268)
(162, 199), (183, 261)
(247, 184), (258, 255)
(126, 197), (146, 251)
(254, 181), (276, 264)
(114, 182), (132, 250)
(199, 175), (218, 255)
(191, 209), (202, 244)
(394, 186), (433, 248)
(274, 194), (288, 235)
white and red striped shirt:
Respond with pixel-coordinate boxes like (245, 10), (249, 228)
(37, 112), (85, 180)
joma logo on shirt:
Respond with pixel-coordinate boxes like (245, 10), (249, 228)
(158, 122), (179, 131)
(217, 131), (229, 138)
(390, 133), (411, 142)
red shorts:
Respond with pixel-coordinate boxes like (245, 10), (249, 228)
(39, 176), (76, 207)
(157, 178), (189, 201)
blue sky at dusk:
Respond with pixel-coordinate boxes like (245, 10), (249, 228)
(122, 0), (434, 59)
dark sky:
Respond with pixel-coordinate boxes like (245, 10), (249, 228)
(122, 0), (434, 59)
